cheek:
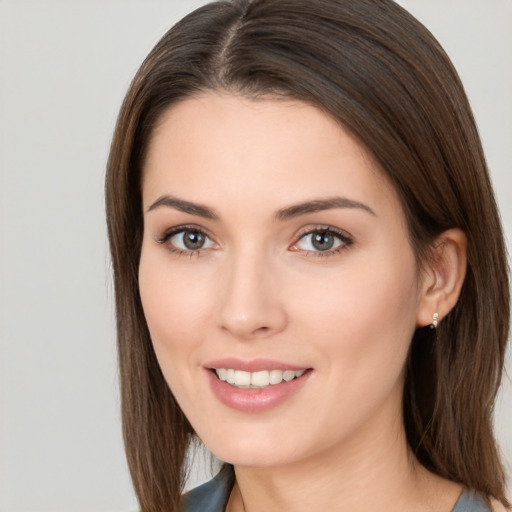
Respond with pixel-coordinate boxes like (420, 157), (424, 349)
(283, 256), (419, 445)
(138, 250), (214, 369)
(138, 256), (219, 422)
(290, 249), (420, 390)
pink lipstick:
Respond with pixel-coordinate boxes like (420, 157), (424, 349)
(204, 359), (312, 412)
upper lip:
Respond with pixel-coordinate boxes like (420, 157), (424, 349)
(204, 358), (310, 372)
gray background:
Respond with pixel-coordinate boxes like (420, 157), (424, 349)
(0, 1), (510, 511)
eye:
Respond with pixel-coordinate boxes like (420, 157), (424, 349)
(158, 227), (217, 253)
(290, 228), (351, 254)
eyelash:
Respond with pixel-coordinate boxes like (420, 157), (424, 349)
(156, 225), (213, 258)
(156, 225), (353, 257)
(291, 225), (353, 257)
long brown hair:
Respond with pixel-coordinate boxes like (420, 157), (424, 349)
(105, 1), (510, 510)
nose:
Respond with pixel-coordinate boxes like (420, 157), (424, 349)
(216, 249), (287, 341)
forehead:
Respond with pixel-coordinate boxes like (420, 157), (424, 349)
(142, 93), (399, 220)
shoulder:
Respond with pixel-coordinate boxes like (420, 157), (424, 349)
(452, 489), (494, 512)
(181, 464), (235, 512)
(452, 490), (511, 512)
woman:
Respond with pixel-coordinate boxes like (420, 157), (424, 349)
(105, 0), (510, 511)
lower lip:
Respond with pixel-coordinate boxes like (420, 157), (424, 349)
(206, 369), (311, 413)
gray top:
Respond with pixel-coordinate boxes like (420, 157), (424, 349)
(182, 465), (490, 512)
(182, 465), (234, 512)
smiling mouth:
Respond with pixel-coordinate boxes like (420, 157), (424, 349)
(214, 368), (307, 389)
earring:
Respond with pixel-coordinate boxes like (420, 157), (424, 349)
(430, 312), (439, 329)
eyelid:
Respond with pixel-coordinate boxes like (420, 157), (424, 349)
(156, 224), (218, 253)
(156, 224), (210, 241)
(155, 223), (352, 256)
(289, 225), (353, 254)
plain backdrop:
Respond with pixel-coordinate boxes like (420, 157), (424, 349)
(0, 1), (510, 511)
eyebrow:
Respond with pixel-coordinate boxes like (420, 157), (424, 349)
(275, 197), (376, 221)
(147, 195), (218, 219)
(147, 194), (376, 220)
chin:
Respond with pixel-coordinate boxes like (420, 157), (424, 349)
(213, 446), (293, 468)
(198, 426), (304, 469)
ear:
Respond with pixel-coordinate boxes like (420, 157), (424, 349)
(416, 228), (468, 328)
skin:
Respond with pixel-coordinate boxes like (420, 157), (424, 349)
(139, 93), (467, 511)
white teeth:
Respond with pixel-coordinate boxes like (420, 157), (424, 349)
(234, 370), (251, 387)
(216, 368), (227, 381)
(283, 370), (295, 382)
(251, 370), (270, 387)
(214, 368), (307, 388)
(269, 369), (283, 385)
(226, 369), (235, 384)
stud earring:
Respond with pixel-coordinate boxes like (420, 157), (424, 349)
(430, 312), (439, 329)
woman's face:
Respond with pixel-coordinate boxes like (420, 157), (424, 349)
(139, 93), (428, 468)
